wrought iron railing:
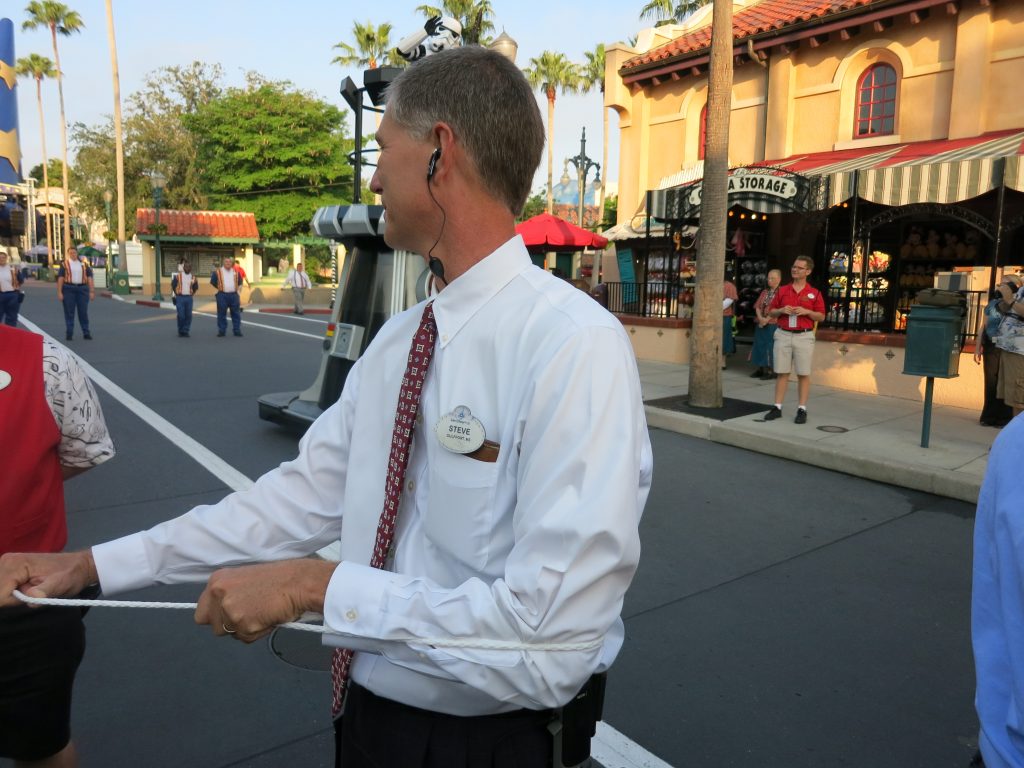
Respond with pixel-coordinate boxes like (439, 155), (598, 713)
(604, 281), (682, 319)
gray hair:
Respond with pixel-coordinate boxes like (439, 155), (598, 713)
(386, 46), (544, 216)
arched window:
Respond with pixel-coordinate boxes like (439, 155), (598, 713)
(855, 64), (897, 138)
(698, 104), (708, 160)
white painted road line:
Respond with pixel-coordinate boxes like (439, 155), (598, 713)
(18, 315), (255, 493)
(190, 310), (324, 339)
(593, 722), (675, 768)
(18, 313), (674, 768)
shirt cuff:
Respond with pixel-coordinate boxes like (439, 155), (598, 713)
(321, 561), (400, 647)
(92, 533), (157, 595)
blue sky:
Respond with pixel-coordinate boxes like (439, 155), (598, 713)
(10, 0), (648, 198)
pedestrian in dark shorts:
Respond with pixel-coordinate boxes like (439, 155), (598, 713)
(0, 325), (114, 767)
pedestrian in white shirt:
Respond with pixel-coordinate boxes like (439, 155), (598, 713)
(287, 262), (312, 314)
(0, 248), (24, 327)
(0, 46), (653, 768)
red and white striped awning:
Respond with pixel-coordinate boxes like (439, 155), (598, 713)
(774, 129), (1024, 207)
(649, 129), (1024, 218)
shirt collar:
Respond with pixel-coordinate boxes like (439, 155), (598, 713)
(430, 235), (532, 348)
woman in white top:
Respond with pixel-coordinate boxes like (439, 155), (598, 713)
(0, 248), (24, 327)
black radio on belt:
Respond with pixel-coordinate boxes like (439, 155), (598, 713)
(548, 672), (607, 767)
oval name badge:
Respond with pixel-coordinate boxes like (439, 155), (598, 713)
(0, 370), (10, 391)
(434, 405), (486, 454)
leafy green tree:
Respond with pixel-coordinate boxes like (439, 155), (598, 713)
(23, 1), (84, 254)
(415, 0), (494, 45)
(332, 21), (399, 70)
(518, 191), (546, 221)
(524, 51), (581, 214)
(639, 0), (708, 25)
(125, 62), (224, 210)
(28, 158), (67, 185)
(581, 44), (608, 220)
(602, 195), (617, 229)
(16, 53), (57, 252)
(71, 62), (224, 232)
(184, 79), (355, 240)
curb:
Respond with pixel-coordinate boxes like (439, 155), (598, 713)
(645, 404), (982, 504)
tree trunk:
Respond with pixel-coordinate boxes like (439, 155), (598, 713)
(35, 77), (53, 266)
(50, 25), (72, 256)
(106, 0), (128, 266)
(546, 87), (555, 214)
(687, 0), (733, 408)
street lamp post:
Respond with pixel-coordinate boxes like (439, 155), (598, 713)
(103, 189), (114, 280)
(567, 127), (600, 229)
(150, 171), (166, 301)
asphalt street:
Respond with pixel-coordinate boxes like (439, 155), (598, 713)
(4, 282), (980, 767)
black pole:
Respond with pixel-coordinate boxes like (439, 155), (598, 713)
(845, 170), (860, 331)
(353, 99), (363, 205)
(990, 157), (1007, 296)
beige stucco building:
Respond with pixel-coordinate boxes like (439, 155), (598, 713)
(603, 0), (1024, 409)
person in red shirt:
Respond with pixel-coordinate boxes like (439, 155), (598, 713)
(763, 255), (826, 424)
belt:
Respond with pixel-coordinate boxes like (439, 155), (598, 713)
(779, 328), (813, 334)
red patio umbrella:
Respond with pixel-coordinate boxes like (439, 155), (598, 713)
(515, 213), (608, 252)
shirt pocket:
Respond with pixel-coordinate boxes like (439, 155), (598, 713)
(425, 447), (499, 571)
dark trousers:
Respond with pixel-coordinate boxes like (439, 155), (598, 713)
(176, 295), (194, 334)
(0, 291), (19, 327)
(215, 291), (241, 334)
(334, 683), (553, 768)
(981, 341), (1013, 425)
(62, 284), (90, 335)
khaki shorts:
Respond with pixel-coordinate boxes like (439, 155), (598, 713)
(997, 351), (1024, 408)
(773, 329), (815, 376)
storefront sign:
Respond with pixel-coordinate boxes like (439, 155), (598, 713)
(687, 171), (799, 206)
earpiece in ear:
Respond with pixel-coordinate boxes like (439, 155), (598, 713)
(427, 148), (441, 180)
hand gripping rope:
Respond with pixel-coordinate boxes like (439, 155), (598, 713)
(11, 590), (602, 652)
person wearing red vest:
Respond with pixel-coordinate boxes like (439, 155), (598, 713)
(764, 255), (827, 424)
(0, 324), (114, 767)
(56, 246), (95, 341)
(209, 256), (243, 337)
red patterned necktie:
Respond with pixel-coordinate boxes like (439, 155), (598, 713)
(330, 302), (438, 718)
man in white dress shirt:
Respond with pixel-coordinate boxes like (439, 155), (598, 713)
(0, 46), (653, 767)
(287, 261), (312, 315)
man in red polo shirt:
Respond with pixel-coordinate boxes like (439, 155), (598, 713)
(763, 255), (826, 424)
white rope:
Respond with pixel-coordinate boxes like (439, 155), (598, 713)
(12, 591), (602, 651)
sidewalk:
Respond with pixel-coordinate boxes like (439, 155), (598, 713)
(102, 290), (993, 504)
(639, 359), (994, 504)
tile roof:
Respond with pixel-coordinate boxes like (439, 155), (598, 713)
(135, 209), (260, 240)
(622, 0), (887, 72)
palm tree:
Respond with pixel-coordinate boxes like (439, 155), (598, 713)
(15, 53), (56, 263)
(104, 0), (127, 269)
(524, 52), (581, 214)
(332, 21), (396, 70)
(23, 1), (84, 258)
(581, 44), (608, 222)
(639, 0), (708, 25)
(415, 0), (495, 45)
(688, 0), (733, 408)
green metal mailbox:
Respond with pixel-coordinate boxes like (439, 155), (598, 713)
(111, 271), (132, 295)
(903, 303), (966, 378)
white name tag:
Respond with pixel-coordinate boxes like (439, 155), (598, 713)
(0, 370), (11, 391)
(435, 405), (485, 454)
